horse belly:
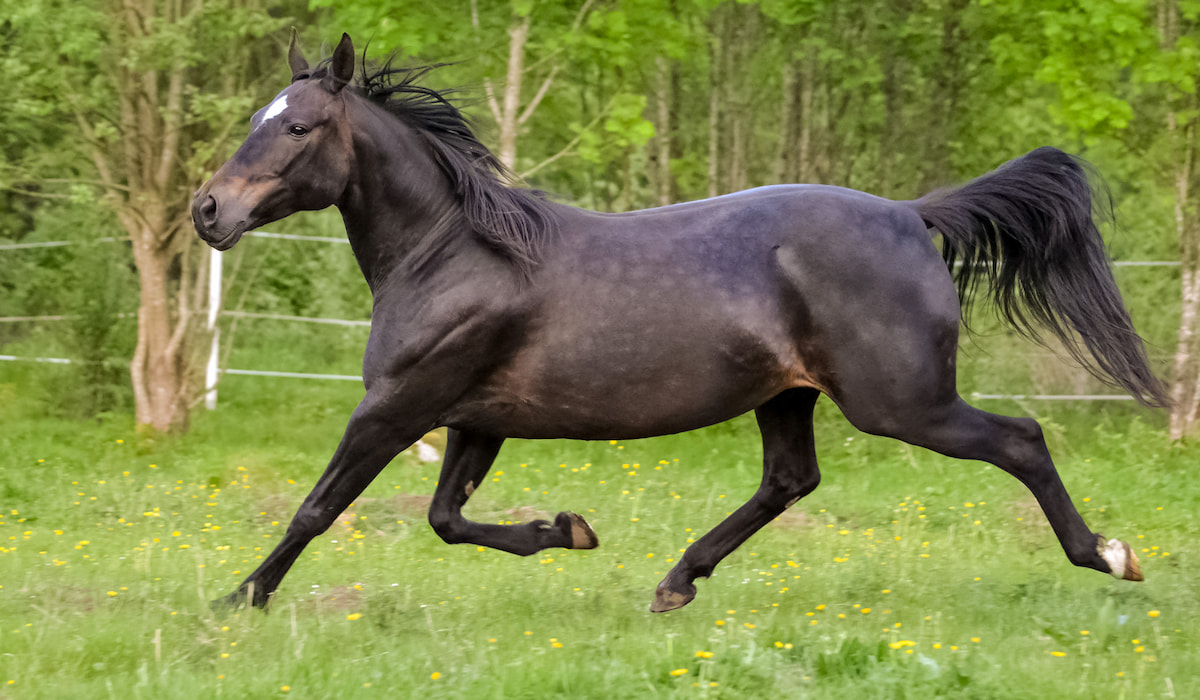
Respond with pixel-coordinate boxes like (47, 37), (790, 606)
(445, 308), (806, 440)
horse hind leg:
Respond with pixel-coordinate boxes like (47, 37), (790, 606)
(426, 429), (598, 556)
(652, 388), (821, 612)
(843, 393), (1142, 582)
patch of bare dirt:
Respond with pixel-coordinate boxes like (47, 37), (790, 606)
(504, 505), (552, 523)
(294, 584), (366, 613)
(770, 510), (820, 531)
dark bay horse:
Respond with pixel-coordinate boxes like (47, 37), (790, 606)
(192, 33), (1167, 613)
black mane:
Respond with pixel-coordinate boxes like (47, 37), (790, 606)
(319, 56), (557, 277)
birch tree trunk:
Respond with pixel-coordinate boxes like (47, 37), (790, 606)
(495, 15), (530, 171)
(485, 3), (594, 174)
(1162, 0), (1200, 440)
(1167, 107), (1200, 440)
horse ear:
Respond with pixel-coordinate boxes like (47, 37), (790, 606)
(323, 33), (355, 93)
(287, 28), (309, 79)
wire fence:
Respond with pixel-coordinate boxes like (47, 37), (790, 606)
(0, 232), (1183, 401)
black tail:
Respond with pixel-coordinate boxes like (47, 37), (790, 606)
(914, 147), (1169, 407)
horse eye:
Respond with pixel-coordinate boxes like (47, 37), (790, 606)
(288, 124), (309, 137)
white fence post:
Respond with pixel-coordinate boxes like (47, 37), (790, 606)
(205, 246), (222, 410)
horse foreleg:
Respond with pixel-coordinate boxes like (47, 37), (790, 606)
(652, 388), (821, 612)
(213, 393), (423, 612)
(427, 429), (598, 556)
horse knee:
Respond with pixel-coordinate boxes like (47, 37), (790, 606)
(784, 470), (820, 503)
(287, 503), (337, 541)
(761, 466), (820, 509)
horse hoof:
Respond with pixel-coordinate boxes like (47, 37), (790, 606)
(1099, 538), (1143, 581)
(211, 590), (245, 617)
(559, 512), (599, 550)
(650, 580), (696, 613)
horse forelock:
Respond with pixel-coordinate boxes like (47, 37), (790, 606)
(308, 54), (557, 277)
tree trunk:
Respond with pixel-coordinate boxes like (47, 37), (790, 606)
(796, 46), (814, 184)
(654, 56), (675, 206)
(105, 6), (199, 434)
(1162, 0), (1200, 439)
(496, 15), (530, 171)
(920, 0), (969, 190)
(1168, 110), (1200, 439)
(774, 59), (797, 184)
(67, 0), (280, 433)
(488, 2), (593, 175)
(128, 222), (192, 432)
(707, 8), (725, 198)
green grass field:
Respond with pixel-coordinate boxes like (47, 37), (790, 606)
(1, 372), (1197, 699)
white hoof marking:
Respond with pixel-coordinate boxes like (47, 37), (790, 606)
(1100, 538), (1128, 580)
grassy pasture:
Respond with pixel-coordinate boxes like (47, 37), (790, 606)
(1, 371), (1197, 699)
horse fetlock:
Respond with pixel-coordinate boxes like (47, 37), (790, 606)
(211, 580), (273, 617)
(1098, 536), (1143, 581)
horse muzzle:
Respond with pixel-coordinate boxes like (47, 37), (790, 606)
(192, 183), (255, 251)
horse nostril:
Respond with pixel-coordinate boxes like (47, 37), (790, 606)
(198, 195), (219, 228)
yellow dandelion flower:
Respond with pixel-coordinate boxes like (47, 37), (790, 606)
(695, 651), (714, 658)
(1049, 651), (1066, 657)
(669, 668), (689, 677)
(431, 672), (442, 680)
(1148, 610), (1160, 618)
(346, 613), (362, 621)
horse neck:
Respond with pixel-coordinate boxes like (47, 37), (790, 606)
(338, 96), (466, 291)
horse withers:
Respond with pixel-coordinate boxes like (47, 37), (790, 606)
(192, 32), (1166, 613)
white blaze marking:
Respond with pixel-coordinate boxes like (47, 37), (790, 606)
(262, 94), (289, 122)
(254, 93), (289, 131)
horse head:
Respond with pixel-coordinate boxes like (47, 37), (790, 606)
(192, 32), (357, 250)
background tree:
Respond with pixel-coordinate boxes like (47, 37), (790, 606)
(2, 0), (298, 432)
